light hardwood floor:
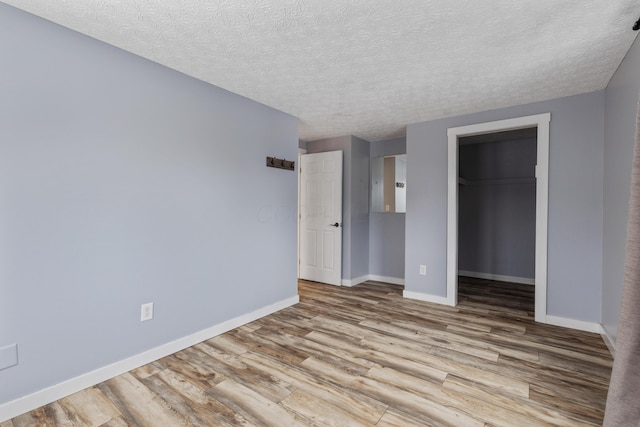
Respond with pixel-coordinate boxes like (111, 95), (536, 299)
(4, 278), (613, 426)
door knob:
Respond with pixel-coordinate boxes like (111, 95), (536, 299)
(329, 222), (340, 227)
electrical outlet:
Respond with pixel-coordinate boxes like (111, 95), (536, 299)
(419, 265), (427, 275)
(141, 303), (154, 322)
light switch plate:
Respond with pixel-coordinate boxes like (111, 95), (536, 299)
(0, 343), (18, 371)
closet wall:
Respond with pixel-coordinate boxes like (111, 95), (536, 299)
(458, 132), (537, 282)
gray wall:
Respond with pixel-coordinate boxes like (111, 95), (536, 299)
(369, 138), (406, 279)
(458, 138), (537, 279)
(350, 137), (371, 280)
(0, 3), (298, 406)
(406, 91), (605, 323)
(602, 34), (640, 343)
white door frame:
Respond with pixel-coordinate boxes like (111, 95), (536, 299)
(447, 113), (551, 323)
(297, 148), (306, 279)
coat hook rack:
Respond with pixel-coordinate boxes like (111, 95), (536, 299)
(266, 156), (295, 171)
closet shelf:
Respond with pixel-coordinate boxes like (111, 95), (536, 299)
(458, 176), (535, 186)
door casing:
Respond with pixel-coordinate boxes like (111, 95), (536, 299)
(447, 113), (551, 323)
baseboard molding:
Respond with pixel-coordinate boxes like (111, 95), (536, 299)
(545, 315), (602, 333)
(599, 325), (616, 357)
(368, 275), (405, 286)
(403, 290), (453, 306)
(458, 270), (535, 286)
(342, 275), (405, 287)
(0, 295), (299, 423)
(341, 275), (369, 287)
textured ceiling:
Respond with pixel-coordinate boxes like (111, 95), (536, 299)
(3, 1), (639, 142)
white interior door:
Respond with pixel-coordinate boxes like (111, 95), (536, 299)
(299, 151), (343, 286)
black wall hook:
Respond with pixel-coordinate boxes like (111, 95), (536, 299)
(634, 17), (640, 31)
(266, 156), (295, 171)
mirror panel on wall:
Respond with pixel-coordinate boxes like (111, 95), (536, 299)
(371, 154), (406, 213)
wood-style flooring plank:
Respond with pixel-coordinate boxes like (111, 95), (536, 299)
(300, 356), (485, 427)
(139, 368), (251, 426)
(11, 403), (75, 427)
(57, 387), (121, 427)
(206, 380), (311, 427)
(280, 388), (375, 427)
(96, 373), (188, 426)
(443, 375), (597, 426)
(376, 409), (435, 427)
(238, 350), (389, 424)
(361, 334), (530, 397)
(6, 278), (613, 426)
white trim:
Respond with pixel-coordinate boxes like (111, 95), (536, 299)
(341, 275), (369, 287)
(403, 290), (452, 306)
(297, 148), (307, 279)
(447, 132), (459, 307)
(545, 315), (602, 334)
(458, 270), (535, 286)
(447, 113), (551, 322)
(600, 325), (616, 357)
(368, 275), (405, 286)
(342, 275), (405, 287)
(0, 295), (299, 423)
(534, 117), (550, 324)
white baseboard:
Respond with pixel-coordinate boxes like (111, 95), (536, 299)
(403, 290), (453, 306)
(599, 325), (616, 357)
(342, 275), (405, 287)
(341, 275), (369, 287)
(545, 315), (602, 333)
(368, 275), (404, 286)
(458, 270), (535, 286)
(0, 295), (299, 423)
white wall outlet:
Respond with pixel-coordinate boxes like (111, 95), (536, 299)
(141, 302), (154, 322)
(419, 265), (427, 275)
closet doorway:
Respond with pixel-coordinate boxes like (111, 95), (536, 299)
(447, 114), (550, 323)
(457, 128), (537, 313)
